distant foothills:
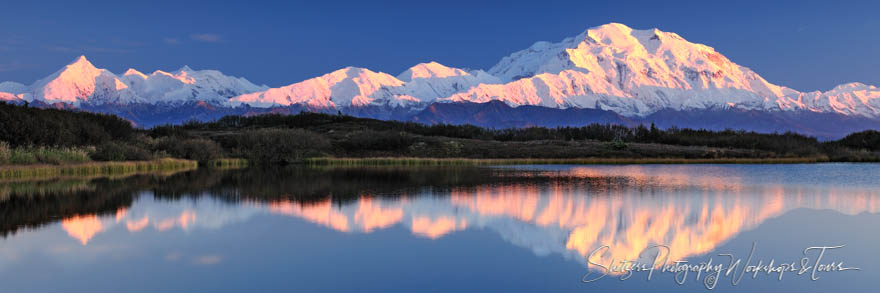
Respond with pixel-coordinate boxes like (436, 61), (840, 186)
(1, 23), (879, 139)
(1, 102), (878, 168)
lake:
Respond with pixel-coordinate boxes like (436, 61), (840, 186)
(1, 164), (878, 292)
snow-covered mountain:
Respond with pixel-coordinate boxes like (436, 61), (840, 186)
(22, 56), (142, 105)
(0, 92), (20, 102)
(0, 81), (26, 94)
(788, 82), (880, 117)
(227, 62), (502, 111)
(224, 23), (878, 119)
(448, 23), (861, 117)
(228, 66), (411, 109)
(1, 56), (267, 106)
(0, 81), (24, 102)
(119, 65), (268, 105)
(395, 62), (503, 101)
(1, 23), (878, 136)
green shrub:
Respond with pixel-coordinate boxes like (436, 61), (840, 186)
(338, 130), (414, 151)
(91, 142), (153, 161)
(221, 129), (330, 164)
(153, 137), (223, 163)
(0, 141), (10, 164)
(607, 137), (628, 150)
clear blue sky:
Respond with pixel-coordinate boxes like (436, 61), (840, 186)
(1, 0), (878, 91)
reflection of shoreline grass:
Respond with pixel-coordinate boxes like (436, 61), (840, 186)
(0, 179), (93, 201)
(306, 157), (830, 166)
(209, 158), (249, 169)
(0, 158), (198, 180)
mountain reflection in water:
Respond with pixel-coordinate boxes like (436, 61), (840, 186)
(3, 164), (877, 272)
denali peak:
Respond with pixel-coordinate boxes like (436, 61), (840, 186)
(459, 23), (800, 116)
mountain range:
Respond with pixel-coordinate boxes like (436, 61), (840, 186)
(2, 23), (878, 138)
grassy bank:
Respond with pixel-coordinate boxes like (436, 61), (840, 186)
(0, 158), (198, 180)
(306, 156), (830, 166)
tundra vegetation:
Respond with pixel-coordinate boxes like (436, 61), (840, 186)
(1, 102), (879, 169)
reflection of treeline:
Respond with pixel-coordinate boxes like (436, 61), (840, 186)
(3, 103), (880, 165)
(149, 166), (680, 203)
(0, 177), (141, 237)
(149, 166), (506, 203)
(0, 167), (495, 236)
(0, 166), (660, 237)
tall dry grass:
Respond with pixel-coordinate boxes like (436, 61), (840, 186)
(0, 158), (198, 180)
(0, 142), (92, 165)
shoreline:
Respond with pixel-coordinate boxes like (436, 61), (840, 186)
(0, 158), (198, 181)
(1, 155), (869, 181)
(305, 156), (834, 166)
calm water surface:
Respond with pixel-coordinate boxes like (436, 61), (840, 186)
(1, 164), (878, 292)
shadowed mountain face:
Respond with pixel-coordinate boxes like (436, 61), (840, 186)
(409, 101), (631, 128)
(409, 101), (880, 140)
(16, 97), (877, 139)
(53, 99), (877, 139)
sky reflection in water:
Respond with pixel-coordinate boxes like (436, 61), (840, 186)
(1, 164), (878, 292)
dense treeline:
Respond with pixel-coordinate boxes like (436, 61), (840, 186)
(2, 102), (879, 165)
(159, 113), (820, 152)
(0, 103), (132, 147)
(837, 130), (880, 152)
(152, 112), (880, 162)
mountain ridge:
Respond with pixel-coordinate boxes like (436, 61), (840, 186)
(2, 55), (268, 106)
(1, 23), (878, 137)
